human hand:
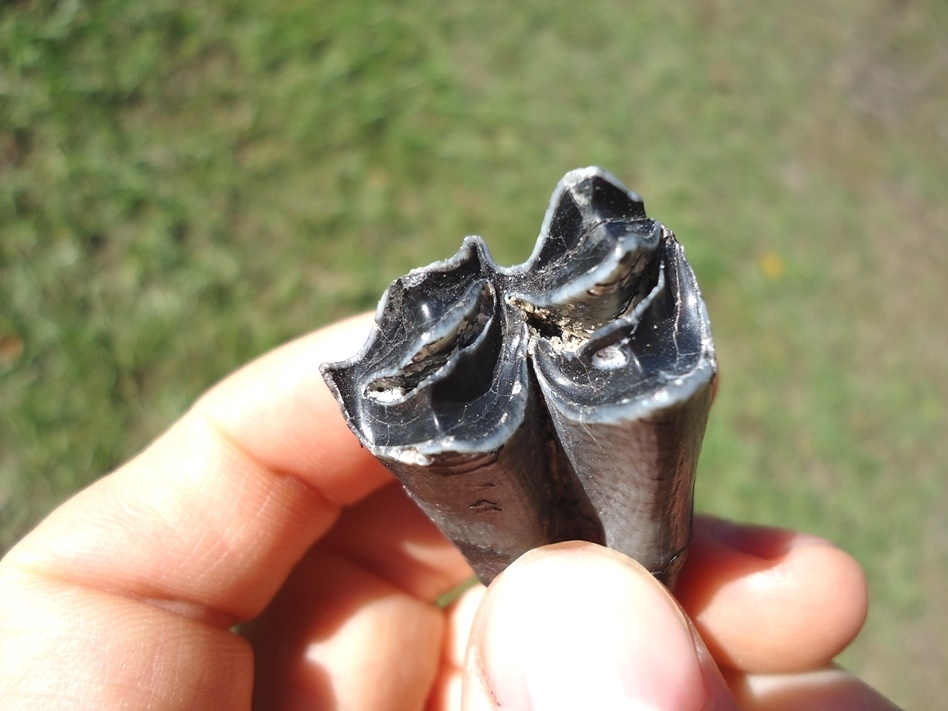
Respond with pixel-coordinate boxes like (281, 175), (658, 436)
(0, 315), (900, 710)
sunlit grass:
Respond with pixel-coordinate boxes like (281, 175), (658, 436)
(2, 0), (946, 705)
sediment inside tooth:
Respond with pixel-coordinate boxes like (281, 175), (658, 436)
(513, 233), (662, 347)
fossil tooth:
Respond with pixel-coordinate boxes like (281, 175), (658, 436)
(321, 167), (717, 587)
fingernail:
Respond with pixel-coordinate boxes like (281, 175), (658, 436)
(472, 543), (709, 711)
(705, 517), (826, 559)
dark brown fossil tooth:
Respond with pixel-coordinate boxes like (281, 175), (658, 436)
(320, 167), (717, 587)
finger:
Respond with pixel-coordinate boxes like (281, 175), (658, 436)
(430, 585), (486, 711)
(240, 481), (474, 709)
(4, 314), (390, 624)
(193, 313), (391, 506)
(244, 545), (444, 711)
(722, 667), (902, 710)
(676, 517), (868, 674)
(318, 481), (474, 602)
(0, 564), (252, 710)
(462, 541), (738, 711)
(0, 315), (406, 708)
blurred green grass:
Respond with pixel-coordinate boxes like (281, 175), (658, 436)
(1, 0), (945, 705)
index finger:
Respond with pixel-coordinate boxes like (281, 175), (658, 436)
(4, 313), (391, 625)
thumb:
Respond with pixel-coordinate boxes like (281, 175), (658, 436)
(462, 541), (738, 711)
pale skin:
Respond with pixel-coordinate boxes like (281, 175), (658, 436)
(0, 315), (902, 710)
